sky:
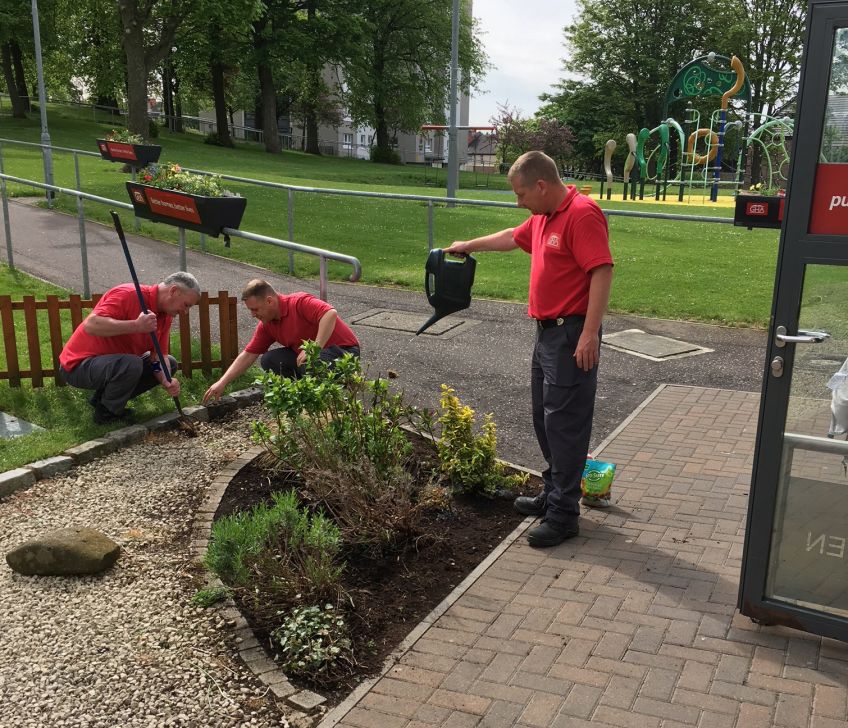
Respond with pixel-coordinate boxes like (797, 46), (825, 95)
(469, 0), (581, 127)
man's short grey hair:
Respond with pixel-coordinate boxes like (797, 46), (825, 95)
(508, 151), (561, 185)
(163, 271), (201, 294)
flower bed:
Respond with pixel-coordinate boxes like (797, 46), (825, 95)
(96, 130), (161, 166)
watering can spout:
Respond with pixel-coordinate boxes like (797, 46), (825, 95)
(416, 248), (476, 336)
(416, 311), (446, 336)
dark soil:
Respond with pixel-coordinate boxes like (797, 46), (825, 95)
(214, 442), (542, 707)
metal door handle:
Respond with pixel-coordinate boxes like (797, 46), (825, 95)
(775, 326), (831, 347)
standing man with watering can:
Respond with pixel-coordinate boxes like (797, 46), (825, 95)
(59, 272), (201, 424)
(444, 151), (614, 548)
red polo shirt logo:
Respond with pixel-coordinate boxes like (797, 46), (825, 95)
(547, 233), (560, 248)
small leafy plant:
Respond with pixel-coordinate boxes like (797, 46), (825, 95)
(140, 161), (237, 197)
(204, 489), (344, 622)
(191, 585), (232, 607)
(105, 128), (144, 144)
(272, 604), (353, 682)
(437, 384), (528, 497)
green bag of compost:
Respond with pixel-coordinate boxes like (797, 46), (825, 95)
(581, 459), (616, 500)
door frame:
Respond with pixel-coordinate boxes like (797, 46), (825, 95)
(739, 0), (848, 640)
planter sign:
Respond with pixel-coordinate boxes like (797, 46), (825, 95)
(733, 193), (785, 230)
(126, 182), (247, 237)
(96, 140), (161, 166)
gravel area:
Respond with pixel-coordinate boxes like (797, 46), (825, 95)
(0, 406), (292, 728)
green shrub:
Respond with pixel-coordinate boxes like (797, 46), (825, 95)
(252, 343), (443, 549)
(205, 489), (343, 623)
(147, 119), (160, 139)
(437, 384), (528, 497)
(191, 585), (232, 607)
(370, 146), (401, 165)
(272, 604), (353, 683)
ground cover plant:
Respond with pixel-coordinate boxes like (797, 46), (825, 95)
(204, 345), (531, 691)
(0, 265), (258, 471)
(0, 110), (780, 327)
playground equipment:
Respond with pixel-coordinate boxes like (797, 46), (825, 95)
(604, 52), (795, 204)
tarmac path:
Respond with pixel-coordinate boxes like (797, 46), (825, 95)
(1, 198), (769, 472)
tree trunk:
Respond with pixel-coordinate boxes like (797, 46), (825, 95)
(162, 61), (173, 129)
(10, 40), (30, 112)
(305, 108), (320, 155)
(211, 61), (233, 147)
(258, 62), (280, 153)
(1, 43), (27, 118)
(120, 22), (150, 138)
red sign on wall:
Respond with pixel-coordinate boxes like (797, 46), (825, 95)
(142, 188), (202, 224)
(809, 163), (848, 235)
(105, 142), (138, 162)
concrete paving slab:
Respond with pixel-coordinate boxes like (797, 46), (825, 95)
(603, 328), (713, 360)
(0, 412), (45, 440)
(350, 308), (481, 339)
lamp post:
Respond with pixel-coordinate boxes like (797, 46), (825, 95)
(446, 0), (460, 203)
(31, 0), (54, 204)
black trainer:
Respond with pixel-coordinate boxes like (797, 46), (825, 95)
(93, 403), (134, 425)
(526, 518), (579, 548)
(514, 494), (546, 516)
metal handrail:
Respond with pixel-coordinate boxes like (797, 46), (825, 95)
(0, 171), (361, 302)
(785, 432), (848, 456)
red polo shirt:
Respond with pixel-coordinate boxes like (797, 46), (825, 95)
(59, 284), (171, 372)
(244, 292), (359, 355)
(513, 185), (613, 320)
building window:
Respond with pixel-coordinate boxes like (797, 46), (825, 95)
(360, 134), (366, 145)
(343, 133), (353, 149)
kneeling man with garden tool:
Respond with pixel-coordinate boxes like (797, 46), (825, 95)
(59, 272), (201, 425)
(202, 279), (360, 404)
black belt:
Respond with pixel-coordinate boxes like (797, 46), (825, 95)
(536, 315), (585, 329)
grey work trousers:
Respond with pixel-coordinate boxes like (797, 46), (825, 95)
(60, 353), (178, 415)
(260, 345), (361, 379)
(530, 320), (599, 524)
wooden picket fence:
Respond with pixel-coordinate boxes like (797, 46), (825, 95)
(0, 291), (240, 388)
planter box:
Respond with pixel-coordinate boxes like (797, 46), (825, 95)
(96, 140), (161, 166)
(126, 182), (247, 237)
(733, 193), (785, 230)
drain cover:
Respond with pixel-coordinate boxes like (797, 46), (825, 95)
(603, 329), (712, 361)
(351, 309), (480, 338)
(0, 411), (44, 440)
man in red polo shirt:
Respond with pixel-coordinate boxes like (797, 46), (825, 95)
(59, 272), (201, 424)
(202, 279), (360, 403)
(444, 151), (614, 548)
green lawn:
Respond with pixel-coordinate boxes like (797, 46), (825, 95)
(0, 265), (259, 472)
(0, 107), (780, 328)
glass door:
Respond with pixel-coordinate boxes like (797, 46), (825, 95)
(740, 3), (848, 639)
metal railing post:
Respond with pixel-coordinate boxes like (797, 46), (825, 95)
(73, 152), (90, 298)
(319, 256), (328, 301)
(179, 227), (187, 271)
(427, 200), (434, 249)
(0, 144), (13, 269)
(287, 189), (295, 274)
(131, 167), (140, 231)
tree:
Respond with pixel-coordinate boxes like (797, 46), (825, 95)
(116, 0), (186, 138)
(489, 103), (531, 166)
(343, 0), (487, 158)
(0, 0), (32, 117)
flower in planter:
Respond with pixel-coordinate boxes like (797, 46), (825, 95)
(140, 162), (239, 198)
(748, 182), (784, 196)
(105, 128), (145, 144)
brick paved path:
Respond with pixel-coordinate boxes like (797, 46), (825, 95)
(324, 385), (848, 728)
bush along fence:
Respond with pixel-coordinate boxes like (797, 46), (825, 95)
(0, 291), (239, 387)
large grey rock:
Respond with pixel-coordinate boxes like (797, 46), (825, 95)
(6, 528), (120, 576)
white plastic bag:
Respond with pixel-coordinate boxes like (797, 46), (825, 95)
(827, 357), (848, 436)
